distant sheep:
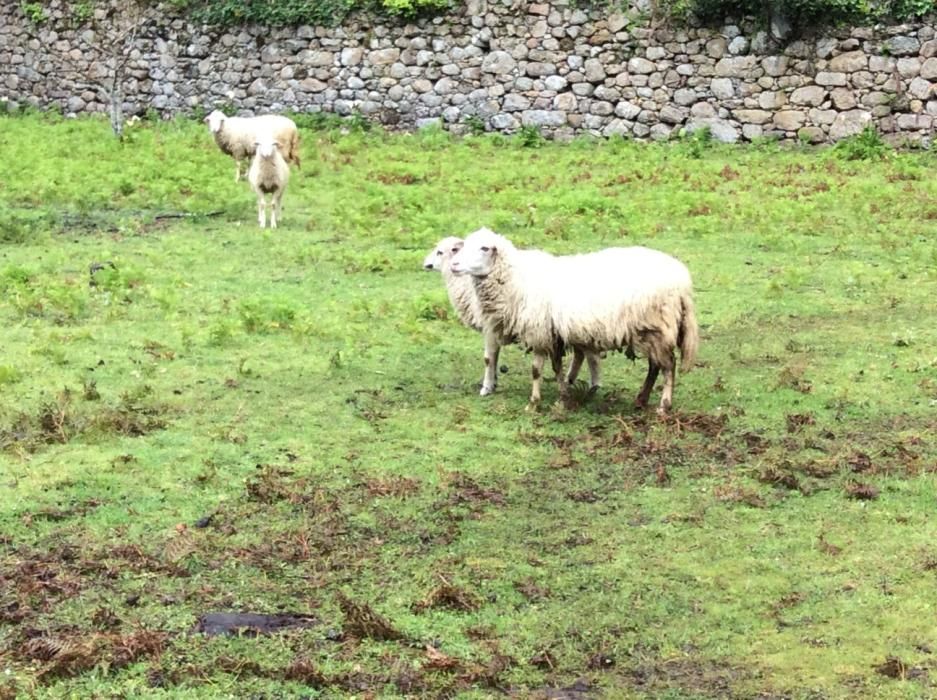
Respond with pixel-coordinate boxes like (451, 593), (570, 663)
(450, 228), (698, 412)
(424, 236), (601, 397)
(204, 110), (300, 182)
(248, 135), (290, 229)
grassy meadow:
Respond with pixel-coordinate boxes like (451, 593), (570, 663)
(0, 112), (936, 699)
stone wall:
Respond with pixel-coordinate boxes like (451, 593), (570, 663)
(1, 0), (935, 143)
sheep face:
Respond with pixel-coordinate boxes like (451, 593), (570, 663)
(204, 110), (227, 134)
(254, 139), (280, 159)
(423, 237), (464, 271)
(450, 228), (500, 277)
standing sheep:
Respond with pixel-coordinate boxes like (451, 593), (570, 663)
(424, 236), (602, 397)
(204, 110), (301, 182)
(248, 135), (290, 229)
(450, 228), (698, 413)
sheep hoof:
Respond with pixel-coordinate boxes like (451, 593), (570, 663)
(655, 405), (669, 417)
(525, 401), (540, 413)
(588, 385), (600, 397)
(479, 385), (494, 397)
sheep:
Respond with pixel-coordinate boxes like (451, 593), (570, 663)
(248, 135), (290, 229)
(423, 236), (601, 397)
(204, 110), (301, 182)
(449, 228), (698, 413)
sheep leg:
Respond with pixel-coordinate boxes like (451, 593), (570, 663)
(270, 190), (282, 229)
(480, 331), (500, 396)
(566, 347), (585, 384)
(273, 189), (284, 228)
(586, 352), (602, 392)
(235, 160), (243, 183)
(257, 194), (266, 228)
(552, 351), (569, 399)
(657, 350), (677, 415)
(635, 359), (660, 409)
(526, 353), (547, 411)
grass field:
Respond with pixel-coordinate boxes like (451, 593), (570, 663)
(0, 112), (936, 699)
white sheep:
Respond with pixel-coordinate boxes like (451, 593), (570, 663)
(423, 236), (601, 397)
(450, 228), (698, 413)
(248, 135), (290, 229)
(204, 109), (301, 182)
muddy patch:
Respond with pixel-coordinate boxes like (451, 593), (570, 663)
(193, 612), (318, 637)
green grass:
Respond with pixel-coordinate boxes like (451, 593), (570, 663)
(1, 113), (936, 699)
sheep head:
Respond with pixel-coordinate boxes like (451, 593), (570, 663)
(254, 138), (281, 159)
(450, 227), (503, 277)
(423, 237), (464, 271)
(204, 109), (227, 133)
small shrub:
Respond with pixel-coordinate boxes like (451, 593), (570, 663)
(677, 126), (712, 159)
(833, 126), (889, 161)
(674, 0), (934, 28)
(0, 366), (22, 386)
(517, 125), (545, 149)
(20, 1), (46, 23)
(288, 111), (345, 131)
(208, 320), (237, 347)
(346, 110), (372, 133)
(71, 1), (93, 24)
(175, 0), (450, 27)
(463, 115), (486, 136)
(239, 297), (299, 333)
(416, 122), (451, 148)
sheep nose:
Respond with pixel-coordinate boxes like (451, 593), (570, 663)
(423, 263), (433, 270)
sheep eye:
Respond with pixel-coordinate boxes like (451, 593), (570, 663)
(436, 250), (442, 255)
(480, 246), (490, 252)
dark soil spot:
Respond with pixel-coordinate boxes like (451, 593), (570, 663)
(817, 534), (843, 556)
(363, 475), (421, 497)
(282, 657), (328, 686)
(567, 489), (599, 503)
(872, 656), (926, 680)
(413, 578), (481, 613)
(193, 612), (318, 637)
(741, 431), (769, 455)
(444, 472), (506, 507)
(847, 451), (873, 473)
(661, 411), (728, 437)
(587, 651), (616, 670)
(799, 458), (838, 478)
(786, 413), (815, 433)
(758, 467), (801, 491)
(529, 650), (557, 669)
(845, 481), (879, 500)
(713, 483), (766, 508)
(514, 578), (551, 602)
(626, 657), (750, 696)
(522, 678), (593, 699)
(373, 172), (423, 185)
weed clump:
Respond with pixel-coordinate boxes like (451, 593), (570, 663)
(833, 126), (890, 161)
(0, 385), (168, 453)
(517, 125), (545, 148)
(337, 592), (404, 641)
